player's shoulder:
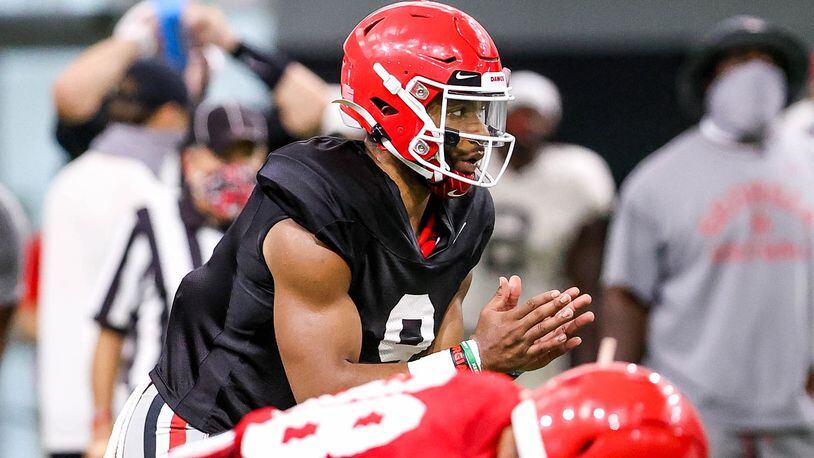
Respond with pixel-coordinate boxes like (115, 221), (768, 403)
(257, 136), (377, 213)
(260, 136), (367, 177)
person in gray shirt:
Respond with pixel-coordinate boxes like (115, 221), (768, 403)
(0, 183), (27, 361)
(602, 16), (814, 457)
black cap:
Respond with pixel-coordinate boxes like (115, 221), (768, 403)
(116, 59), (189, 109)
(192, 102), (267, 156)
(677, 16), (810, 119)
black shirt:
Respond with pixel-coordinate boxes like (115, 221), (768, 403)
(150, 137), (494, 433)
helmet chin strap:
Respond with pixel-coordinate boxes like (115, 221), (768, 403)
(333, 99), (440, 182)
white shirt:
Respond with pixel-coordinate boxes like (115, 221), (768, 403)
(38, 151), (164, 452)
(779, 99), (814, 156)
(465, 143), (615, 332)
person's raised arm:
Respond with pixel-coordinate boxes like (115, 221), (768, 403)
(185, 4), (330, 138)
(53, 2), (157, 123)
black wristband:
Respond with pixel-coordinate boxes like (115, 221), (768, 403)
(232, 41), (292, 90)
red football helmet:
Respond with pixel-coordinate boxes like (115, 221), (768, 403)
(511, 363), (709, 458)
(337, 1), (515, 198)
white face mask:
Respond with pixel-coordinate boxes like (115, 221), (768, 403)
(705, 60), (787, 142)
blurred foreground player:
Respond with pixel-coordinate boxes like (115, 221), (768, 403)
(107, 2), (594, 456)
(170, 362), (708, 458)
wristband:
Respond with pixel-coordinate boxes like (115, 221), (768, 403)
(232, 42), (292, 90)
(408, 340), (484, 378)
(449, 345), (469, 372)
(407, 349), (457, 378)
(92, 409), (112, 429)
(460, 340), (482, 373)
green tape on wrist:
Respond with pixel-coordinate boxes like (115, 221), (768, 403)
(460, 340), (481, 372)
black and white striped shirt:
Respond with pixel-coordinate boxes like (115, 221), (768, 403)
(93, 188), (223, 394)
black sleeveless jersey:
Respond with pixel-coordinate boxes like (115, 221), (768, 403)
(150, 137), (494, 433)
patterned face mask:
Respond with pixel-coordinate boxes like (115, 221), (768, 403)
(194, 163), (256, 224)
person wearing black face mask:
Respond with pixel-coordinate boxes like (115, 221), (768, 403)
(602, 16), (814, 457)
(85, 102), (267, 458)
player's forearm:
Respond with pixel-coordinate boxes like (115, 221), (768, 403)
(0, 305), (15, 360)
(231, 42), (291, 92)
(91, 329), (125, 417)
(289, 360), (409, 404)
(53, 38), (141, 122)
(601, 286), (648, 363)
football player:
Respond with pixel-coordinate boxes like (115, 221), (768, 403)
(106, 2), (594, 455)
(169, 362), (709, 458)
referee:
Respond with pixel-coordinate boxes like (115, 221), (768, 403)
(85, 103), (267, 458)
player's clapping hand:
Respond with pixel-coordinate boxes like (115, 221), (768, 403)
(472, 275), (594, 374)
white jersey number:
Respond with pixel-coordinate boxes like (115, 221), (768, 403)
(377, 294), (436, 362)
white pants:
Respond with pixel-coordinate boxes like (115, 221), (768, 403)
(105, 381), (208, 458)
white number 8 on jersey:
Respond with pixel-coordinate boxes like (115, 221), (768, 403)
(377, 294), (436, 362)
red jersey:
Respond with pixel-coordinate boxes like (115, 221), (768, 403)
(171, 371), (520, 458)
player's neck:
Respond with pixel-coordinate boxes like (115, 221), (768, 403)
(365, 139), (431, 234)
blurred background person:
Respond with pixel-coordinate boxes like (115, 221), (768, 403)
(601, 16), (814, 457)
(780, 54), (814, 154)
(38, 58), (190, 458)
(0, 182), (30, 456)
(0, 182), (27, 361)
(52, 1), (351, 163)
(465, 70), (615, 386)
(86, 102), (267, 458)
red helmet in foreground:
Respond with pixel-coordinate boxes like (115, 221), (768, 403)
(512, 362), (709, 458)
(338, 1), (515, 198)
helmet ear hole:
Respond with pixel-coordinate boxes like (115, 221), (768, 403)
(371, 97), (399, 116)
(363, 17), (385, 36)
